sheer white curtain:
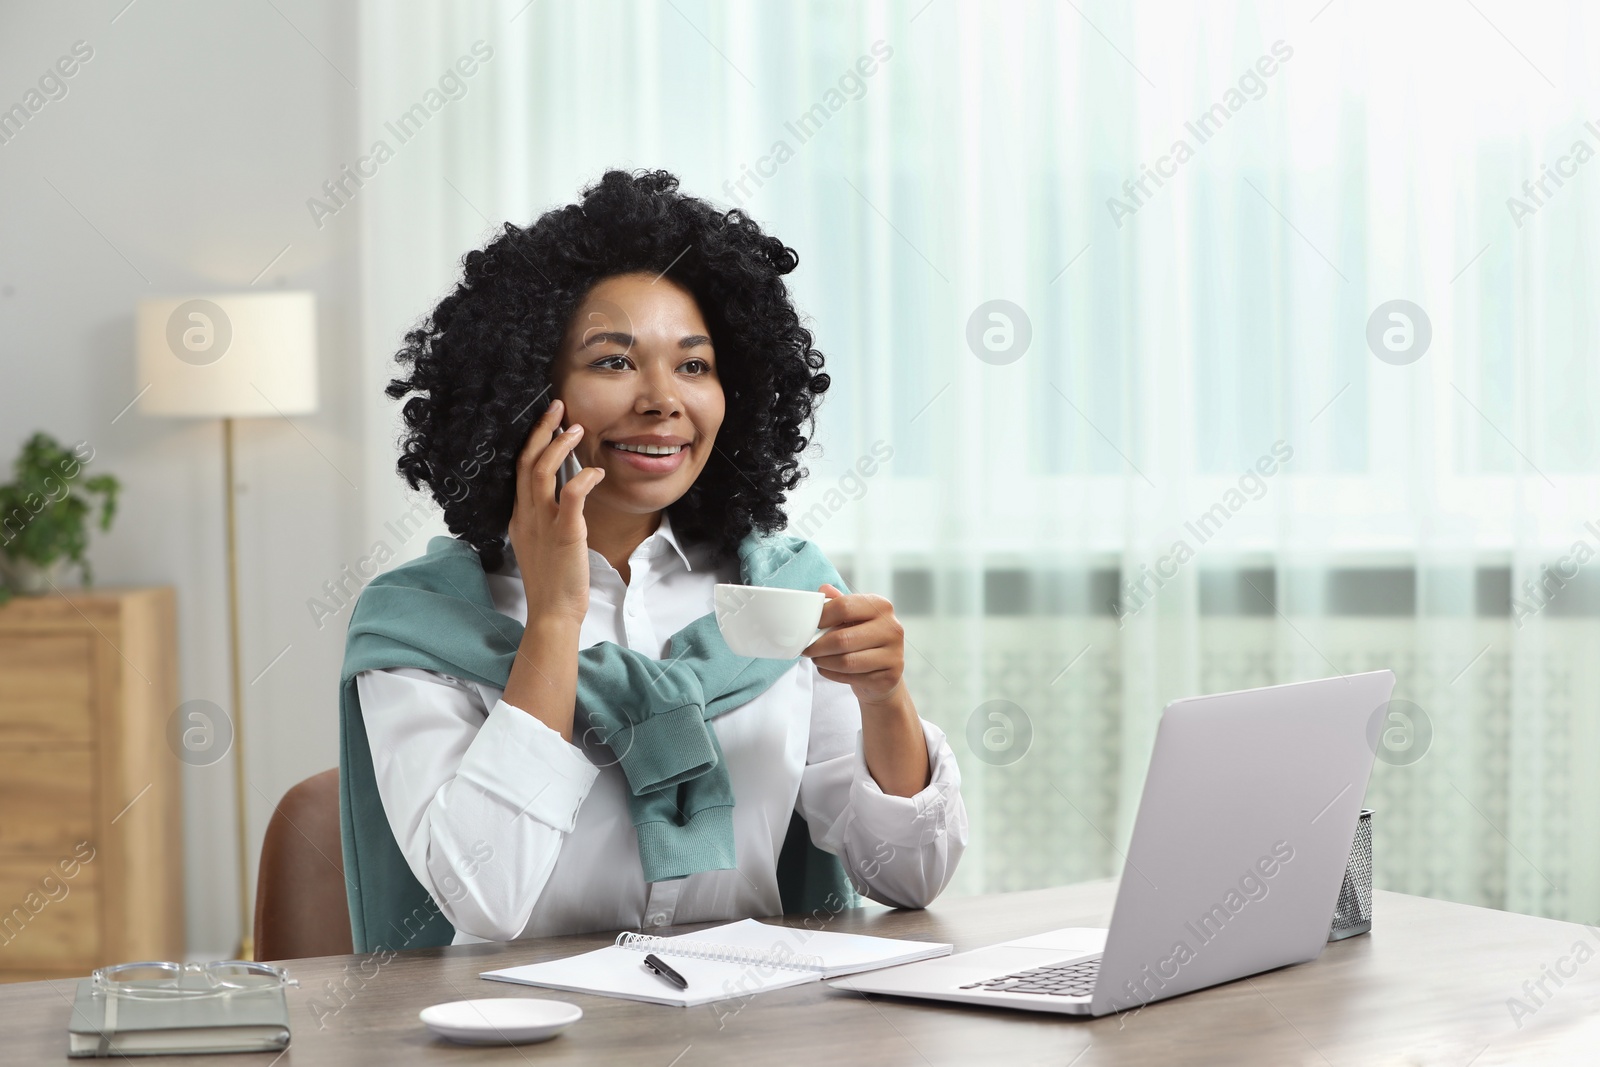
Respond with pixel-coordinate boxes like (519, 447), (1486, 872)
(359, 0), (1600, 921)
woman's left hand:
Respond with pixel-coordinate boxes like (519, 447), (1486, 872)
(801, 583), (907, 707)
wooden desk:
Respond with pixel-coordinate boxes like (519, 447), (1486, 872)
(7, 882), (1600, 1064)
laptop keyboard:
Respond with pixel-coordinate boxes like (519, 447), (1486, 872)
(957, 956), (1100, 997)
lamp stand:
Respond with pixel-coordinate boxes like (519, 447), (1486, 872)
(222, 416), (253, 960)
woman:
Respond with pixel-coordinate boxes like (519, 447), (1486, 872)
(342, 169), (967, 948)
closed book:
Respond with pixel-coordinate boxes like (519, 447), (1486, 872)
(67, 979), (290, 1057)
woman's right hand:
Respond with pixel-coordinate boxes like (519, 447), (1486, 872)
(506, 398), (606, 627)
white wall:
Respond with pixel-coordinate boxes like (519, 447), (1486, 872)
(0, 0), (394, 957)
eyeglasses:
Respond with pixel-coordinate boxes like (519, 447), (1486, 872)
(91, 960), (300, 1000)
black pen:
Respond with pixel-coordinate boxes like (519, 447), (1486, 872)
(642, 953), (688, 990)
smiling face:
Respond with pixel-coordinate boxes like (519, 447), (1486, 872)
(549, 271), (726, 523)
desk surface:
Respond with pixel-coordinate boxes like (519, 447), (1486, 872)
(8, 882), (1600, 1065)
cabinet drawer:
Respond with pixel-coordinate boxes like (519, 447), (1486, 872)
(0, 635), (95, 742)
(0, 856), (100, 969)
(0, 749), (94, 851)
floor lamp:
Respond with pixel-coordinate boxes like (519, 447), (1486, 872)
(136, 292), (319, 959)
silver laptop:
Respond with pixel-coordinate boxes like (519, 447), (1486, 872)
(832, 669), (1395, 1017)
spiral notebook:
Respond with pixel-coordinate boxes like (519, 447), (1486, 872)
(480, 918), (952, 1007)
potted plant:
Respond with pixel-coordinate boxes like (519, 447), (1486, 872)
(0, 432), (120, 605)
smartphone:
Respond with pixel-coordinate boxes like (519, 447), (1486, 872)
(554, 434), (582, 503)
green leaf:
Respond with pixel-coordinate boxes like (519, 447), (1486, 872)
(0, 431), (119, 570)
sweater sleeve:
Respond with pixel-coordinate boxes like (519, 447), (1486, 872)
(354, 666), (600, 941)
(794, 669), (969, 909)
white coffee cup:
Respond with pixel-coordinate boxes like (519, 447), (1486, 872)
(714, 583), (832, 659)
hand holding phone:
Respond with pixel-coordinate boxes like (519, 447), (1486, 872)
(508, 397), (601, 612)
(504, 396), (604, 738)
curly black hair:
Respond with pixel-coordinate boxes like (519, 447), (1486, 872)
(385, 168), (832, 572)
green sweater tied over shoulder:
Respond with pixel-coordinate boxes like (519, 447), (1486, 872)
(338, 528), (858, 953)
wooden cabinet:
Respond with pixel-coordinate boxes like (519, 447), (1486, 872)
(0, 587), (184, 981)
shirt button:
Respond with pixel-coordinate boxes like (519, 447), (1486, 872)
(626, 603), (638, 615)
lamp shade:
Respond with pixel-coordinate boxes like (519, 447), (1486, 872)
(136, 292), (318, 417)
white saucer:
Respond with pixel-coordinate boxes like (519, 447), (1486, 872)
(420, 998), (582, 1045)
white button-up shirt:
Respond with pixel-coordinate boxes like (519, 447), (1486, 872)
(354, 511), (968, 944)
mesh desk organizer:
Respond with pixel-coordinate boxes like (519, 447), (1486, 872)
(1329, 808), (1374, 941)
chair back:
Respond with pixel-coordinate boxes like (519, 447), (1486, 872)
(253, 768), (354, 960)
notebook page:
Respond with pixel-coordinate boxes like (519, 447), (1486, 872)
(481, 944), (817, 1008)
(651, 918), (953, 979)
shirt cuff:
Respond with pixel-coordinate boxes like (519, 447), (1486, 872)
(846, 718), (963, 849)
(454, 698), (600, 833)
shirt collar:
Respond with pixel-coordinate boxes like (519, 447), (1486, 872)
(499, 510), (693, 575)
(650, 510), (694, 572)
